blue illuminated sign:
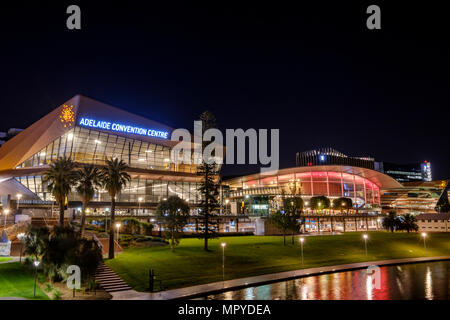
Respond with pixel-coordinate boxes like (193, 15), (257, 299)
(78, 117), (169, 139)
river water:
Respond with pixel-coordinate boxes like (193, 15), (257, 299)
(202, 261), (450, 300)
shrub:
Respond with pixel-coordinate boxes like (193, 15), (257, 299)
(52, 289), (62, 300)
(45, 283), (53, 292)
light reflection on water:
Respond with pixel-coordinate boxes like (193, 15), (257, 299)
(201, 261), (450, 300)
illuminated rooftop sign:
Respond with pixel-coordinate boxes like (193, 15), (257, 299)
(78, 117), (169, 139)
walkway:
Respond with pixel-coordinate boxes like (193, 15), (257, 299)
(95, 263), (132, 293)
(0, 257), (19, 264)
(110, 255), (450, 300)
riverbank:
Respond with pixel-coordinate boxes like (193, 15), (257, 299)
(112, 256), (450, 300)
(106, 232), (450, 293)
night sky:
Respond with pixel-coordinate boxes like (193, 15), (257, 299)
(1, 2), (449, 178)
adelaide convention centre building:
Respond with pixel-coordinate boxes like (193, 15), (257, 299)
(0, 96), (448, 234)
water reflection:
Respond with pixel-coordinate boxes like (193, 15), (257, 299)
(202, 261), (450, 300)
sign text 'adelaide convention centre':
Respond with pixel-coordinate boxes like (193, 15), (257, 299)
(78, 117), (169, 139)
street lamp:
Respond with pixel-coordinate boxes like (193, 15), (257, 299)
(299, 237), (305, 265)
(33, 260), (40, 297)
(3, 208), (9, 228)
(221, 242), (226, 282)
(17, 232), (25, 263)
(363, 234), (368, 257)
(17, 193), (22, 211)
(421, 232), (427, 254)
(138, 197), (143, 215)
(116, 223), (121, 240)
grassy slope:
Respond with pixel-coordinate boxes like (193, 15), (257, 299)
(105, 232), (450, 291)
(0, 257), (12, 262)
(0, 262), (49, 300)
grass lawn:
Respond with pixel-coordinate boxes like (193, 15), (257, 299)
(105, 232), (450, 291)
(0, 257), (12, 262)
(0, 262), (49, 300)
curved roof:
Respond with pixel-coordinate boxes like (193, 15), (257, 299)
(224, 165), (404, 189)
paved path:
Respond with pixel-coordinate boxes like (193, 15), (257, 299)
(111, 255), (450, 300)
(0, 257), (19, 264)
(95, 263), (132, 293)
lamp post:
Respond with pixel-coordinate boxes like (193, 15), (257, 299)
(363, 234), (368, 257)
(421, 232), (427, 254)
(299, 237), (305, 265)
(116, 223), (121, 240)
(138, 197), (143, 215)
(3, 208), (9, 228)
(17, 193), (22, 211)
(33, 260), (40, 297)
(221, 242), (226, 282)
(17, 232), (25, 263)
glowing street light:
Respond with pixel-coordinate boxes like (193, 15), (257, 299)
(138, 197), (143, 215)
(17, 193), (22, 211)
(17, 232), (26, 262)
(221, 242), (226, 282)
(116, 223), (121, 240)
(3, 208), (9, 228)
(299, 237), (305, 265)
(33, 260), (40, 297)
(421, 232), (427, 254)
(363, 234), (368, 257)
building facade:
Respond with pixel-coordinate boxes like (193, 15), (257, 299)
(375, 161), (432, 182)
(296, 148), (375, 170)
(0, 95), (212, 217)
(223, 165), (403, 216)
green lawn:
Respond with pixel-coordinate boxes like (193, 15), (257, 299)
(0, 257), (12, 262)
(0, 262), (49, 300)
(105, 232), (450, 291)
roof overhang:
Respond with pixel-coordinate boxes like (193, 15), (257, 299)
(224, 165), (404, 189)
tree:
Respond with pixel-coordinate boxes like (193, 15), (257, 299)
(100, 157), (131, 259)
(75, 164), (102, 237)
(399, 213), (419, 233)
(43, 157), (77, 226)
(282, 197), (302, 243)
(270, 211), (298, 246)
(382, 211), (401, 233)
(332, 197), (353, 213)
(24, 226), (50, 260)
(310, 196), (330, 211)
(283, 197), (304, 214)
(24, 225), (102, 283)
(156, 196), (190, 251)
(196, 110), (220, 251)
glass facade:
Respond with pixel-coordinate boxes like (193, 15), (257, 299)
(231, 171), (380, 205)
(18, 126), (200, 173)
(15, 126), (204, 205)
(15, 175), (201, 205)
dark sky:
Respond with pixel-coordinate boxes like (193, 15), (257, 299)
(1, 1), (449, 178)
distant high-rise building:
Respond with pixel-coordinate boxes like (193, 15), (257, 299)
(375, 161), (432, 182)
(296, 147), (375, 170)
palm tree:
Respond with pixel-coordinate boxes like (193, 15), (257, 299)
(43, 157), (77, 226)
(100, 158), (131, 259)
(382, 211), (399, 233)
(75, 164), (102, 237)
(401, 213), (419, 233)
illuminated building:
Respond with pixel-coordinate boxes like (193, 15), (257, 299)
(0, 95), (209, 216)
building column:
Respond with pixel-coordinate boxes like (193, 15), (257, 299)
(326, 171), (330, 197)
(341, 172), (344, 197)
(310, 171), (314, 196)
